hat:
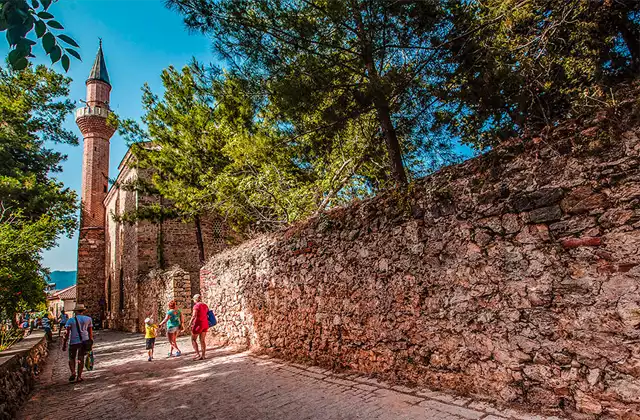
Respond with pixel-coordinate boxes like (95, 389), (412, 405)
(192, 294), (201, 302)
(73, 303), (87, 312)
(144, 317), (152, 324)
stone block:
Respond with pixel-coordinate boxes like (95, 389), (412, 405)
(527, 205), (562, 223)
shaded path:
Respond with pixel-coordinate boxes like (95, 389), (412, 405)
(17, 331), (562, 420)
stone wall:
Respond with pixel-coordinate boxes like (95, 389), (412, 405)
(137, 267), (192, 332)
(200, 109), (640, 417)
(0, 332), (48, 419)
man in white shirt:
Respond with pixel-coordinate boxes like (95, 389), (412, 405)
(62, 304), (93, 383)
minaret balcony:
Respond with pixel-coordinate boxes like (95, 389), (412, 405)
(75, 106), (111, 120)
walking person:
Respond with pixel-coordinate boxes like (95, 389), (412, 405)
(144, 317), (158, 362)
(21, 318), (29, 337)
(42, 313), (53, 342)
(62, 304), (93, 383)
(189, 294), (209, 360)
(58, 310), (68, 338)
(158, 300), (184, 357)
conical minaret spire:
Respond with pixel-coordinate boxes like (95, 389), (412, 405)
(88, 39), (110, 86)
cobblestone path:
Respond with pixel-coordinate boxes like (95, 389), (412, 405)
(18, 331), (562, 420)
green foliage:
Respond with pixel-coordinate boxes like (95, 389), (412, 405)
(167, 0), (467, 185)
(436, 0), (640, 148)
(0, 327), (21, 351)
(141, 0), (640, 234)
(0, 213), (59, 319)
(0, 0), (80, 71)
(165, 0), (640, 153)
(117, 65), (391, 234)
(0, 64), (78, 318)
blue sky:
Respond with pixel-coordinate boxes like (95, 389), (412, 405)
(0, 0), (215, 271)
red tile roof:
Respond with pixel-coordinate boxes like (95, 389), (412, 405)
(53, 285), (76, 300)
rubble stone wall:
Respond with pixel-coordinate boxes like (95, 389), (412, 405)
(0, 332), (48, 419)
(138, 267), (192, 332)
(201, 116), (640, 417)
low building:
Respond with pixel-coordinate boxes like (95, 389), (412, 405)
(47, 285), (76, 319)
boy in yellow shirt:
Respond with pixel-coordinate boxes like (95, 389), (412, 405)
(144, 317), (158, 361)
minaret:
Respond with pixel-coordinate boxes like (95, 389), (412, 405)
(75, 40), (115, 317)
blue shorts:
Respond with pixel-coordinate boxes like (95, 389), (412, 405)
(145, 338), (156, 350)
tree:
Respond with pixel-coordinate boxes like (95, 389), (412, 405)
(1, 0), (81, 71)
(434, 0), (640, 148)
(0, 64), (78, 319)
(116, 64), (394, 235)
(167, 0), (462, 186)
(0, 211), (61, 323)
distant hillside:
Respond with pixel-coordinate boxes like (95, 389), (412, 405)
(48, 271), (76, 290)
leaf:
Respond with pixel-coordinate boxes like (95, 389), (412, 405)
(65, 48), (81, 61)
(42, 0), (51, 10)
(6, 27), (25, 46)
(61, 54), (69, 72)
(25, 15), (35, 32)
(42, 32), (54, 53)
(46, 20), (63, 30)
(34, 20), (45, 38)
(31, 0), (40, 9)
(17, 37), (36, 46)
(12, 57), (29, 71)
(49, 44), (61, 63)
(8, 48), (24, 64)
(36, 11), (53, 19)
(57, 34), (79, 47)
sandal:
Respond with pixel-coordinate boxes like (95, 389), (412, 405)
(76, 377), (84, 383)
(167, 352), (173, 357)
(175, 351), (181, 357)
(68, 374), (76, 382)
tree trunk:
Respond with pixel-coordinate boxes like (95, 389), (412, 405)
(352, 6), (408, 186)
(372, 95), (408, 185)
(194, 215), (205, 265)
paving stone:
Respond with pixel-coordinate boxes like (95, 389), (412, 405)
(298, 370), (327, 380)
(355, 383), (379, 392)
(419, 400), (485, 419)
(323, 377), (358, 387)
(392, 384), (418, 394)
(419, 390), (472, 406)
(305, 366), (331, 375)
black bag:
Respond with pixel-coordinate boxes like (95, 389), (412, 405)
(74, 316), (93, 351)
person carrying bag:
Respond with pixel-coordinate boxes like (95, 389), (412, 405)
(62, 304), (94, 382)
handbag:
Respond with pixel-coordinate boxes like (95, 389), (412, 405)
(84, 350), (95, 371)
(74, 316), (93, 351)
(207, 309), (217, 327)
